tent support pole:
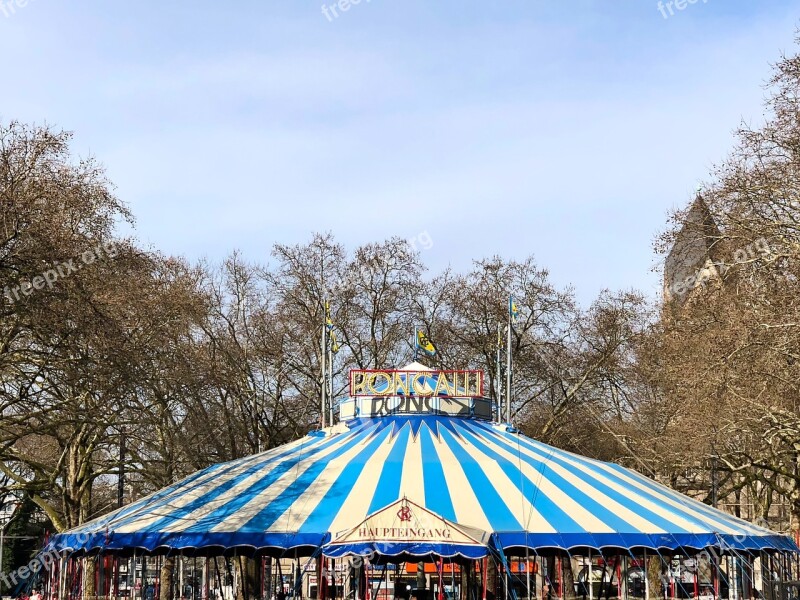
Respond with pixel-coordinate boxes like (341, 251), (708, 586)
(621, 555), (628, 600)
(526, 549), (531, 600)
(214, 557), (224, 600)
(383, 559), (388, 600)
(203, 557), (209, 600)
(450, 557), (455, 600)
(59, 553), (67, 600)
(556, 555), (562, 600)
(159, 555), (165, 600)
(712, 552), (719, 600)
(605, 556), (617, 600)
(452, 557), (456, 600)
(438, 557), (444, 600)
(233, 552), (239, 600)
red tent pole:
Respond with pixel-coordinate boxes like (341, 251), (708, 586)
(712, 555), (719, 600)
(438, 558), (444, 600)
(365, 560), (370, 600)
(316, 557), (321, 600)
(319, 557), (326, 600)
(556, 556), (563, 600)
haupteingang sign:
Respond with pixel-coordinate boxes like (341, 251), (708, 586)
(330, 498), (489, 547)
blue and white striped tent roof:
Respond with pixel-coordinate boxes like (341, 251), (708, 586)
(50, 412), (795, 558)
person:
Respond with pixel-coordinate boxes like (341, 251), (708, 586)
(30, 589), (42, 600)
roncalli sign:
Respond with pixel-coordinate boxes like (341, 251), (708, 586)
(349, 369), (483, 398)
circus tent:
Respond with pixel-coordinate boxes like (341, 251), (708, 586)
(47, 364), (795, 560)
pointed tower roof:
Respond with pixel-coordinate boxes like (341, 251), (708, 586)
(664, 194), (722, 302)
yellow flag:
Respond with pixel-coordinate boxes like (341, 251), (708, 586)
(509, 296), (520, 323)
(416, 330), (437, 356)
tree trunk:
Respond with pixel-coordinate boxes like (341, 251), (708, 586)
(236, 557), (257, 600)
(161, 557), (175, 600)
(64, 426), (98, 530)
(487, 558), (497, 600)
(84, 557), (97, 600)
(561, 554), (576, 600)
(646, 557), (663, 600)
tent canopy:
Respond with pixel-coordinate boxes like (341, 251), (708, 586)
(49, 409), (795, 557)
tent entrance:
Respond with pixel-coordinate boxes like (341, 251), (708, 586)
(323, 498), (490, 560)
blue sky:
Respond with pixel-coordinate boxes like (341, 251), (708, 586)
(1, 1), (798, 304)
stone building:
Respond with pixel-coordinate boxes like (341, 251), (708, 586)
(663, 194), (724, 304)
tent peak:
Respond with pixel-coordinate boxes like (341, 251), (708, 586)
(398, 361), (434, 371)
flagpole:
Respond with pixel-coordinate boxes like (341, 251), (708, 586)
(321, 303), (327, 429)
(506, 297), (512, 424)
(496, 322), (502, 424)
(328, 333), (334, 427)
(414, 326), (418, 362)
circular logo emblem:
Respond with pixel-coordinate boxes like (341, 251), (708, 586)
(397, 506), (413, 522)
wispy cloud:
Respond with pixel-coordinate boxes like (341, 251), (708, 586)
(0, 1), (797, 303)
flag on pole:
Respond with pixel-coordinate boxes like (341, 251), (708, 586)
(325, 301), (334, 331)
(509, 296), (519, 324)
(330, 330), (340, 354)
(416, 330), (437, 357)
(325, 301), (340, 352)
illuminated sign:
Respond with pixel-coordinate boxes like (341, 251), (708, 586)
(349, 369), (483, 398)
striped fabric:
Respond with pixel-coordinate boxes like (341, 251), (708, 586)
(50, 415), (796, 557)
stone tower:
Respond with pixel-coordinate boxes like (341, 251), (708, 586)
(664, 194), (722, 303)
